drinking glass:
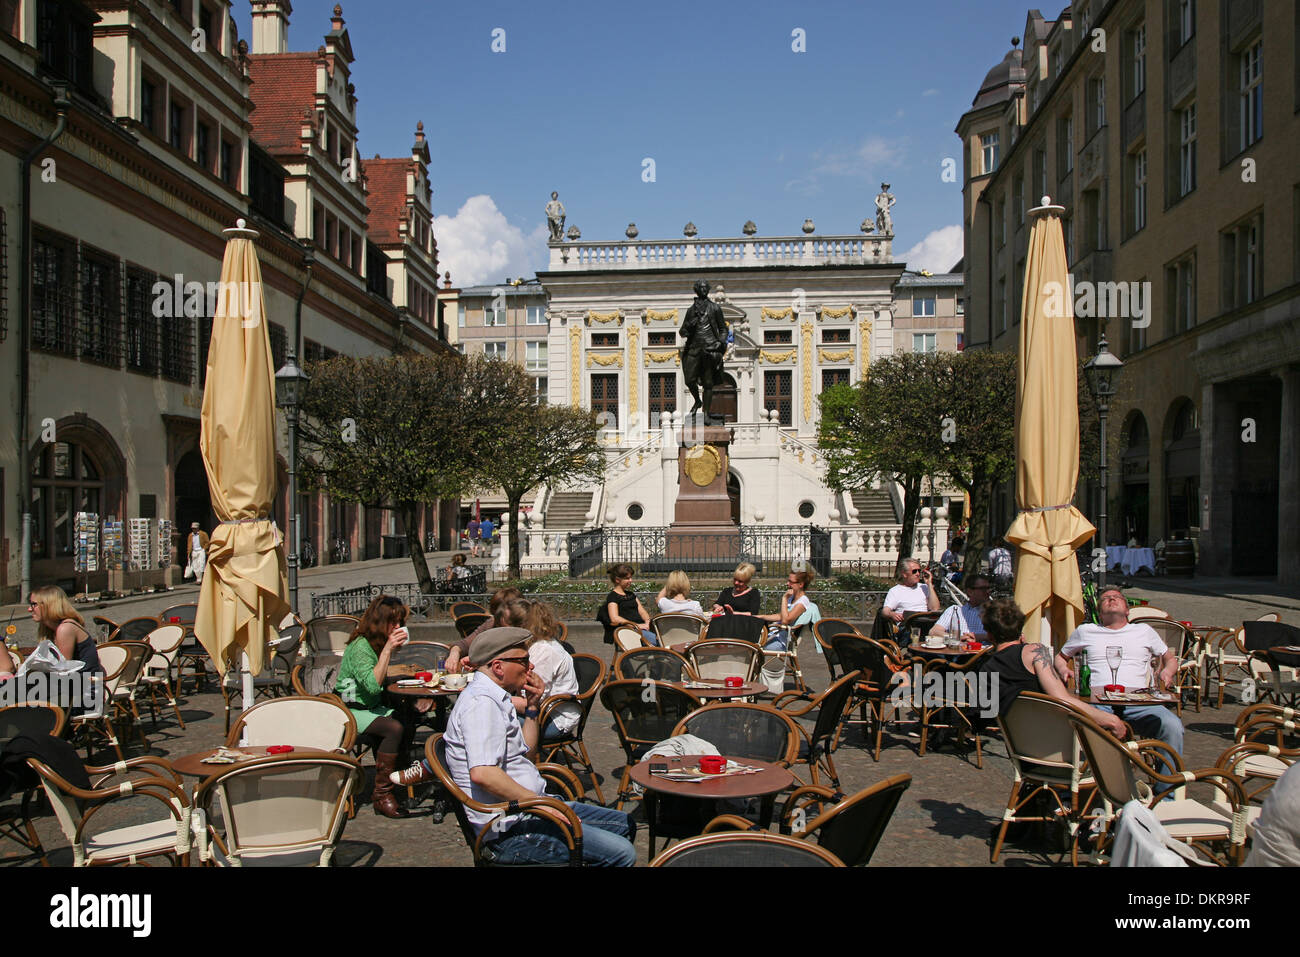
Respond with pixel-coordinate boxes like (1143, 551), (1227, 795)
(1106, 645), (1123, 686)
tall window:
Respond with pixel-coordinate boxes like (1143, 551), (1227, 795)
(140, 79), (156, 134)
(996, 278), (1007, 334)
(1178, 0), (1194, 46)
(1033, 147), (1046, 203)
(1179, 104), (1196, 197)
(219, 140), (235, 186)
(764, 371), (793, 426)
(590, 374), (619, 427)
(525, 341), (547, 371)
(997, 197), (1007, 247)
(484, 302), (506, 326)
(1127, 294), (1147, 354)
(195, 121), (211, 170)
(483, 341), (507, 360)
(1013, 175), (1025, 227)
(125, 269), (158, 373)
(532, 376), (548, 406)
(1086, 76), (1106, 137)
(980, 131), (999, 174)
(912, 333), (937, 353)
(912, 295), (936, 317)
(160, 308), (193, 383)
(1221, 215), (1262, 309)
(32, 235), (75, 354)
(457, 304), (465, 327)
(1132, 149), (1147, 233)
(31, 441), (104, 561)
(821, 369), (849, 390)
(1059, 114), (1074, 177)
(1240, 41), (1262, 150)
(821, 328), (850, 343)
(1166, 254), (1196, 333)
(526, 305), (546, 325)
(648, 372), (676, 421)
(168, 101), (187, 153)
(79, 253), (120, 367)
(1131, 23), (1146, 99)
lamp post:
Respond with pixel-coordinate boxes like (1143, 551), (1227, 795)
(1084, 331), (1124, 589)
(275, 352), (309, 616)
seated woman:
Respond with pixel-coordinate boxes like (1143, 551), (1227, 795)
(601, 564), (657, 646)
(757, 568), (818, 650)
(334, 595), (420, 818)
(29, 585), (102, 677)
(445, 552), (471, 582)
(656, 570), (705, 617)
(980, 597), (1126, 736)
(444, 587), (523, 672)
(522, 601), (581, 740)
(712, 563), (761, 616)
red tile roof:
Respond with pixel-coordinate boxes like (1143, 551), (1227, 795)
(362, 158), (413, 245)
(247, 54), (319, 153)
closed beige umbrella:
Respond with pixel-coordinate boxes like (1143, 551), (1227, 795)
(1007, 196), (1096, 646)
(194, 219), (290, 681)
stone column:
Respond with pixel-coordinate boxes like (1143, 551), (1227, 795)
(1278, 366), (1300, 587)
(1197, 382), (1234, 576)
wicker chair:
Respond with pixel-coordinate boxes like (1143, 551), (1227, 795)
(771, 670), (863, 790)
(650, 613), (708, 648)
(69, 643), (129, 762)
(110, 616), (161, 643)
(1142, 619), (1202, 714)
(220, 639), (295, 733)
(1063, 706), (1249, 865)
(194, 753), (361, 866)
(225, 695), (357, 752)
(101, 640), (153, 754)
(425, 734), (587, 866)
(139, 624), (188, 730)
(1127, 606), (1170, 621)
(1243, 621), (1300, 707)
(812, 618), (860, 682)
(0, 703), (65, 864)
(649, 831), (843, 867)
(991, 692), (1099, 865)
(305, 615), (360, 655)
(611, 624), (648, 653)
(451, 601), (487, 619)
(702, 613), (766, 644)
(453, 613), (492, 641)
(916, 648), (991, 768)
(390, 640), (454, 671)
(162, 604), (206, 693)
(538, 653), (608, 804)
(830, 634), (911, 760)
(613, 647), (693, 682)
(91, 616), (119, 641)
(599, 679), (703, 809)
(28, 752), (198, 866)
(671, 702), (800, 767)
(686, 639), (762, 683)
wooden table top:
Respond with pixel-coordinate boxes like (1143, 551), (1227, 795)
(629, 755), (794, 800)
(170, 745), (333, 778)
(1091, 688), (1177, 708)
(671, 679), (766, 699)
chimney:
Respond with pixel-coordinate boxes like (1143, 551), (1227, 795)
(250, 0), (292, 55)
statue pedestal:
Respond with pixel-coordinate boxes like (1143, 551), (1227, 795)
(661, 425), (739, 571)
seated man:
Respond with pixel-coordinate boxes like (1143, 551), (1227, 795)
(929, 574), (992, 639)
(980, 598), (1127, 736)
(1054, 587), (1182, 756)
(442, 627), (637, 866)
(882, 559), (940, 627)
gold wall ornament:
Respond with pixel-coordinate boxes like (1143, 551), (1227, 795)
(646, 308), (679, 323)
(758, 349), (797, 363)
(587, 353), (623, 368)
(645, 350), (682, 365)
(801, 321), (814, 424)
(683, 444), (725, 487)
(587, 310), (622, 324)
(820, 305), (854, 319)
(818, 349), (854, 363)
(761, 307), (794, 321)
(859, 317), (873, 371)
(627, 323), (639, 417)
(569, 325), (582, 401)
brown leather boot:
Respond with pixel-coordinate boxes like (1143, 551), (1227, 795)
(372, 752), (408, 819)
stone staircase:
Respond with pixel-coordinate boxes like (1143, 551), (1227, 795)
(851, 486), (898, 524)
(544, 491), (594, 529)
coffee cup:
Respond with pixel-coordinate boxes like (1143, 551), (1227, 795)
(442, 673), (467, 691)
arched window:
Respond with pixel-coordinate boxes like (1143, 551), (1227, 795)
(31, 441), (104, 559)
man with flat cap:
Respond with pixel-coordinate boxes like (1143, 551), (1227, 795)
(436, 626), (636, 865)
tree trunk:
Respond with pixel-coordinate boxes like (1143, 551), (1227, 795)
(963, 475), (992, 579)
(400, 501), (434, 593)
(505, 489), (524, 580)
(897, 475), (922, 567)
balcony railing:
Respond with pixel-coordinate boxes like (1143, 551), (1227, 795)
(548, 233), (893, 271)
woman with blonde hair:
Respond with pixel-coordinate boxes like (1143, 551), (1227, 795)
(712, 562), (762, 616)
(523, 600), (581, 739)
(28, 585), (101, 676)
(656, 570), (705, 616)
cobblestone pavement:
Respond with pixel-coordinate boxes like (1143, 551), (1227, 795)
(4, 604), (1263, 868)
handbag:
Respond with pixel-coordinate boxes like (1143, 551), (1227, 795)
(183, 562), (194, 580)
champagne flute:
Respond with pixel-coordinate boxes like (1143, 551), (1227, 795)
(1106, 645), (1123, 687)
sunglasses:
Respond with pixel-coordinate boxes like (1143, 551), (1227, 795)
(494, 654), (531, 667)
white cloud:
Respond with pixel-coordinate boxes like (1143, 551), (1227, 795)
(921, 88), (940, 97)
(901, 224), (964, 274)
(785, 135), (907, 195)
(433, 195), (549, 288)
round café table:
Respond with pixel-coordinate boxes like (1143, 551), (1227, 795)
(169, 745), (333, 779)
(908, 642), (987, 659)
(629, 754), (794, 858)
(670, 679), (766, 700)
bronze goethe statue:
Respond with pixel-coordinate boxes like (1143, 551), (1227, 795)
(680, 279), (727, 424)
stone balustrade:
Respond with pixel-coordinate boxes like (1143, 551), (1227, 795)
(548, 233), (893, 271)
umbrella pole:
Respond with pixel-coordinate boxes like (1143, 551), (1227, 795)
(242, 650), (254, 712)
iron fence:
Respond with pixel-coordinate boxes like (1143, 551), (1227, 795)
(567, 525), (831, 578)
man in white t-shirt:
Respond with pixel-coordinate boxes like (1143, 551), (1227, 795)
(882, 559), (940, 624)
(1056, 587), (1182, 756)
(928, 574), (990, 638)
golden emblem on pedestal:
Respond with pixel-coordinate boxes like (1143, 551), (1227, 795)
(684, 444), (725, 487)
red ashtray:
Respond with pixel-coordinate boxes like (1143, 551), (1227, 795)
(266, 745), (294, 754)
(1103, 684), (1125, 693)
(698, 756), (725, 774)
(723, 676), (744, 689)
(1179, 621), (1194, 628)
(169, 617), (181, 623)
(415, 671), (434, 682)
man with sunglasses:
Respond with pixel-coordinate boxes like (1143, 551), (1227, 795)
(882, 559), (941, 625)
(928, 573), (991, 639)
(442, 627), (636, 866)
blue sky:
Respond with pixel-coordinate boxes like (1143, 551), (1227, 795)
(237, 0), (1048, 285)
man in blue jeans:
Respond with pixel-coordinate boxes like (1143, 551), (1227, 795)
(442, 627), (636, 866)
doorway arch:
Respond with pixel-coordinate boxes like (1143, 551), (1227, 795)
(727, 470), (741, 526)
(174, 449), (213, 542)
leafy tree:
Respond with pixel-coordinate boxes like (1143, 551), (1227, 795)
(818, 353), (950, 567)
(478, 402), (605, 579)
(297, 352), (526, 592)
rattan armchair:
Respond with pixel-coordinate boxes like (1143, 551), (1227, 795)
(670, 702), (800, 767)
(771, 670), (863, 790)
(0, 703), (65, 864)
(110, 616), (161, 643)
(1143, 619), (1203, 714)
(225, 695), (357, 752)
(811, 618), (860, 682)
(917, 648), (991, 768)
(649, 831), (843, 866)
(139, 624), (188, 730)
(68, 643), (128, 762)
(650, 613), (708, 648)
(390, 640), (454, 671)
(613, 647), (693, 682)
(599, 679), (703, 809)
(305, 615), (361, 655)
(451, 601), (487, 619)
(830, 634), (912, 760)
(686, 639), (762, 682)
(611, 624), (648, 653)
(101, 639), (153, 754)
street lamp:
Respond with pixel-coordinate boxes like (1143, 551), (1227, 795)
(1084, 331), (1124, 589)
(275, 351), (310, 616)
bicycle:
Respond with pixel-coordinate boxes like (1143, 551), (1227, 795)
(300, 539), (317, 568)
(331, 537), (350, 565)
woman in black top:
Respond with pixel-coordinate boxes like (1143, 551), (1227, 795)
(713, 562), (762, 616)
(602, 564), (657, 645)
(29, 585), (102, 676)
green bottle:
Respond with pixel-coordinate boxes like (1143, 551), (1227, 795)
(1078, 650), (1092, 697)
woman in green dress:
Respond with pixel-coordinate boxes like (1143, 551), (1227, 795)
(335, 595), (417, 818)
